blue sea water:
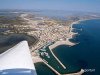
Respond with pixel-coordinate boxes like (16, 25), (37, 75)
(35, 19), (100, 75)
(1, 10), (100, 75)
(53, 19), (100, 75)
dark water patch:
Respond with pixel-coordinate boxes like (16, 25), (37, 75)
(34, 62), (56, 75)
(52, 19), (100, 75)
(0, 28), (10, 32)
(53, 45), (81, 72)
(38, 44), (81, 74)
(0, 34), (38, 54)
(71, 19), (100, 75)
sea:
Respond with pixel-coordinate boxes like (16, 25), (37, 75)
(35, 19), (100, 75)
(0, 10), (100, 75)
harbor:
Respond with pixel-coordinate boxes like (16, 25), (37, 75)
(38, 41), (83, 74)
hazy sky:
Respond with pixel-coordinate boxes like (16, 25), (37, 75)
(0, 0), (100, 12)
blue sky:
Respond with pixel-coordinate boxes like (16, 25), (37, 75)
(0, 0), (100, 12)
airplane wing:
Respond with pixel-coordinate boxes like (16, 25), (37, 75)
(0, 41), (37, 75)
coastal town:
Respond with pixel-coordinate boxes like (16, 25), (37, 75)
(0, 0), (100, 75)
(0, 12), (100, 75)
(0, 13), (75, 52)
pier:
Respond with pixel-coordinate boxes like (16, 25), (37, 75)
(42, 59), (84, 75)
(49, 40), (75, 49)
(48, 40), (75, 69)
(43, 59), (61, 75)
(36, 40), (84, 75)
(49, 45), (66, 69)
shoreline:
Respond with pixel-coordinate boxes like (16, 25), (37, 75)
(48, 19), (84, 75)
(49, 19), (80, 50)
(22, 12), (84, 74)
(20, 13), (94, 75)
(1, 12), (100, 75)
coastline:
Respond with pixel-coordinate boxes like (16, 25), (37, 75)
(47, 18), (100, 75)
(0, 10), (100, 75)
(20, 13), (87, 75)
(49, 20), (80, 50)
(20, 13), (95, 51)
(48, 19), (85, 75)
(68, 18), (98, 39)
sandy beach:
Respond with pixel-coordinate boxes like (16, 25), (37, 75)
(49, 20), (80, 50)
